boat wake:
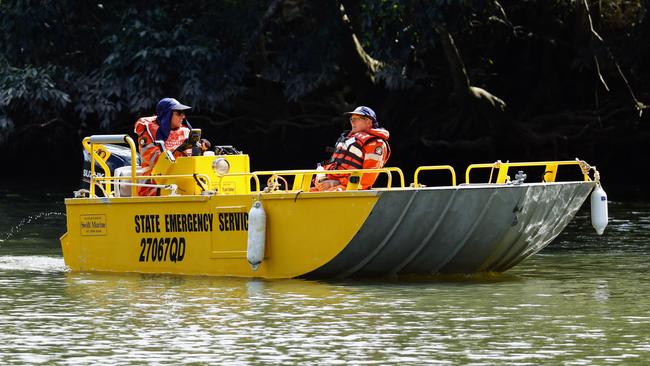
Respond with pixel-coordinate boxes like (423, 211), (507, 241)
(0, 255), (68, 273)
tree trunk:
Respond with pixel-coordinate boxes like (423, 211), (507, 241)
(434, 23), (507, 149)
(334, 1), (382, 100)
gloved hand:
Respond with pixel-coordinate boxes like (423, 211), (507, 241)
(199, 138), (211, 153)
(174, 138), (194, 153)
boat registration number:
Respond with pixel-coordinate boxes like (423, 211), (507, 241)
(138, 237), (186, 263)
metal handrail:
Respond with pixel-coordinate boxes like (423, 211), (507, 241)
(93, 174), (214, 195)
(95, 173), (212, 182)
(83, 135), (138, 197)
(252, 167), (405, 192)
(81, 135), (597, 198)
(413, 165), (457, 187)
(213, 172), (262, 193)
(79, 134), (407, 197)
(384, 167), (406, 188)
(465, 160), (593, 184)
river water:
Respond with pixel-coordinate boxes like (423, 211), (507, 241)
(1, 186), (649, 365)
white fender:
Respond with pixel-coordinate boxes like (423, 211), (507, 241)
(247, 201), (267, 271)
(590, 185), (608, 235)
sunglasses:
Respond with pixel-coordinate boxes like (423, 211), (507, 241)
(349, 116), (367, 122)
(173, 110), (186, 116)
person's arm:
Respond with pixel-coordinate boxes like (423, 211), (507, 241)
(170, 127), (192, 157)
(359, 140), (388, 189)
(314, 179), (343, 191)
(134, 117), (160, 172)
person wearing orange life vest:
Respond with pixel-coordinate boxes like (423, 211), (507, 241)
(133, 97), (193, 196)
(313, 106), (391, 191)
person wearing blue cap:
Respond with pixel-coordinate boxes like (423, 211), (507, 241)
(312, 106), (391, 191)
(133, 97), (193, 196)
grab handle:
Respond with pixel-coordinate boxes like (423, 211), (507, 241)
(83, 135), (138, 197)
(88, 134), (133, 144)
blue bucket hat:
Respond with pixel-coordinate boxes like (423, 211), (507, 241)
(155, 98), (192, 141)
(344, 106), (378, 127)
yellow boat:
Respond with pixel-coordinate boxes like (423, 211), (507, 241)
(60, 134), (608, 279)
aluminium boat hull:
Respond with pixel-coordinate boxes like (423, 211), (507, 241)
(307, 181), (594, 278)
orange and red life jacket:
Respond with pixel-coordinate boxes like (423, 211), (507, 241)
(134, 116), (191, 170)
(133, 116), (191, 196)
(323, 128), (391, 190)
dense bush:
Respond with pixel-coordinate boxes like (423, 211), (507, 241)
(0, 1), (647, 186)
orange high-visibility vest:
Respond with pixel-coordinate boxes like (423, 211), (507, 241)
(323, 128), (391, 190)
(133, 116), (190, 195)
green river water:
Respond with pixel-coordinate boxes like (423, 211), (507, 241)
(0, 186), (649, 365)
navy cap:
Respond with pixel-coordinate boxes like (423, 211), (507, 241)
(156, 98), (191, 116)
(155, 98), (192, 141)
(344, 106), (377, 123)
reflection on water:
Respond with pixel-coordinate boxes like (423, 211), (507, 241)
(1, 189), (649, 364)
(2, 258), (649, 364)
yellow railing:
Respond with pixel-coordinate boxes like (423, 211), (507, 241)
(80, 135), (597, 198)
(413, 165), (457, 187)
(93, 174), (213, 193)
(465, 160), (594, 184)
(213, 172), (262, 193)
(251, 167), (406, 192)
(83, 135), (138, 197)
(82, 135), (220, 197)
(90, 167), (405, 196)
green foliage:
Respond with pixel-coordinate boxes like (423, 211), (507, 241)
(0, 59), (71, 143)
(262, 1), (342, 101)
(0, 1), (265, 130)
(0, 63), (70, 112)
(345, 0), (496, 90)
(0, 0), (647, 155)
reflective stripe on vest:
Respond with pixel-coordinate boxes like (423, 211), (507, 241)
(328, 131), (379, 171)
(134, 117), (189, 169)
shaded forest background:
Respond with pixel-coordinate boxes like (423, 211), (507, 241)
(1, 0), (648, 197)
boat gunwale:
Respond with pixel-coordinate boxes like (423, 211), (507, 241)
(65, 180), (594, 205)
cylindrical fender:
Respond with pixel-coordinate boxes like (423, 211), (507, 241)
(590, 185), (608, 235)
(247, 201), (267, 271)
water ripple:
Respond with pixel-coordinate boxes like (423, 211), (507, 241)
(1, 195), (649, 364)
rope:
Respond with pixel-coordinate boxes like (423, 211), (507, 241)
(488, 160), (502, 184)
(263, 174), (289, 193)
(576, 158), (600, 184)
